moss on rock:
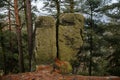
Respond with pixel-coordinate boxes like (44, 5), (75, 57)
(59, 13), (84, 61)
(34, 13), (84, 66)
(35, 16), (55, 28)
(35, 16), (56, 64)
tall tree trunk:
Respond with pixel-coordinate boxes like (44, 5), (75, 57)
(89, 4), (93, 76)
(0, 27), (7, 74)
(55, 0), (60, 59)
(23, 0), (28, 29)
(89, 32), (93, 76)
(8, 0), (12, 53)
(14, 0), (24, 72)
(26, 0), (33, 71)
(69, 0), (74, 13)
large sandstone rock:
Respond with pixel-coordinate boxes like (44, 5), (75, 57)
(35, 13), (84, 64)
(35, 16), (56, 64)
(59, 13), (84, 61)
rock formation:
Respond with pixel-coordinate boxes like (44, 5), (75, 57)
(35, 13), (84, 64)
(59, 13), (84, 61)
(35, 16), (56, 64)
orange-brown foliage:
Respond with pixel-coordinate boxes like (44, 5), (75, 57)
(54, 58), (71, 73)
(55, 58), (67, 67)
(1, 68), (120, 80)
(36, 65), (53, 72)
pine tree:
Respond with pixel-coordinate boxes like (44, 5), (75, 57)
(81, 0), (103, 76)
(14, 0), (25, 72)
(61, 0), (75, 13)
(100, 1), (120, 76)
(25, 0), (33, 71)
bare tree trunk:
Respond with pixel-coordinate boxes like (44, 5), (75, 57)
(89, 35), (93, 76)
(14, 0), (24, 72)
(69, 0), (74, 13)
(55, 0), (60, 60)
(8, 0), (12, 53)
(26, 0), (33, 71)
(23, 0), (28, 29)
(89, 3), (93, 76)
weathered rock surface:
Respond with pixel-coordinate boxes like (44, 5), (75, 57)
(59, 13), (84, 61)
(34, 13), (84, 64)
(35, 16), (56, 64)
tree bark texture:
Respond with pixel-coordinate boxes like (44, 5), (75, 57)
(8, 0), (12, 53)
(14, 0), (24, 72)
(89, 3), (93, 76)
(55, 0), (60, 59)
(26, 0), (33, 71)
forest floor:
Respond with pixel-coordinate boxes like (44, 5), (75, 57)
(0, 65), (120, 80)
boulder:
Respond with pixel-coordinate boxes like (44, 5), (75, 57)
(59, 13), (84, 61)
(35, 16), (56, 64)
(34, 13), (84, 64)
